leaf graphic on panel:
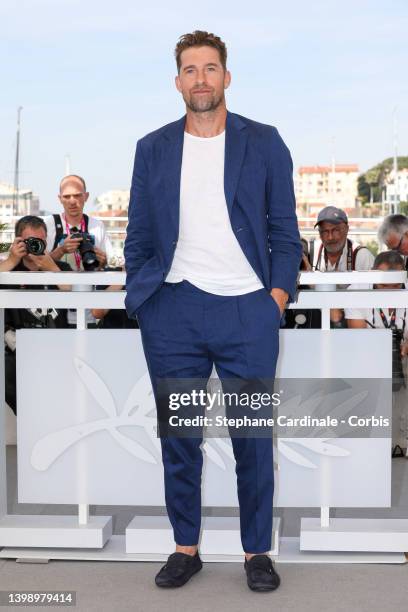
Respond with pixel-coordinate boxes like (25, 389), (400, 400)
(109, 428), (157, 464)
(277, 440), (318, 469)
(278, 439), (350, 470)
(74, 357), (157, 461)
(74, 357), (117, 417)
(122, 372), (154, 418)
(292, 439), (350, 457)
(31, 422), (107, 471)
(31, 360), (159, 470)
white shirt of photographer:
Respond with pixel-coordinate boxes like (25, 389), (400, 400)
(313, 239), (375, 284)
(344, 284), (408, 338)
(44, 214), (114, 325)
(44, 214), (113, 266)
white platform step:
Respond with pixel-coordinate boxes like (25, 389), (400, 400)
(0, 514), (112, 548)
(0, 536), (405, 564)
(301, 517), (408, 552)
(125, 515), (281, 556)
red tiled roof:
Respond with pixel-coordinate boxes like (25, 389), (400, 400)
(92, 209), (128, 217)
(298, 164), (359, 174)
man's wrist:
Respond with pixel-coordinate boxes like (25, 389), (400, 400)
(7, 254), (19, 266)
(270, 288), (289, 313)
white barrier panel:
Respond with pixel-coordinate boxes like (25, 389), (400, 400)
(17, 329), (391, 508)
(0, 270), (404, 561)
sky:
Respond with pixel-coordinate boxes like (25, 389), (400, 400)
(1, 0), (407, 213)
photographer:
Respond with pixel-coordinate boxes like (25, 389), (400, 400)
(45, 174), (112, 271)
(45, 174), (113, 327)
(314, 206), (374, 327)
(378, 214), (408, 262)
(344, 251), (408, 453)
(1, 215), (72, 414)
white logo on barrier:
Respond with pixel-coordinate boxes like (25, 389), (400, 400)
(277, 439), (349, 469)
(30, 358), (351, 472)
(31, 358), (160, 471)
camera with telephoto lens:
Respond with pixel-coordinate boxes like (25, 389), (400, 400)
(69, 228), (98, 271)
(392, 327), (405, 392)
(24, 237), (46, 256)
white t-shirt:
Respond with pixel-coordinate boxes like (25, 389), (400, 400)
(344, 283), (408, 338)
(165, 131), (263, 295)
(313, 239), (374, 272)
(44, 213), (113, 270)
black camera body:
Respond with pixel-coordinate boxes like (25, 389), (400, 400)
(68, 228), (98, 271)
(24, 237), (46, 256)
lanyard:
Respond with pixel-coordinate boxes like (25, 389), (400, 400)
(373, 307), (406, 333)
(316, 239), (353, 271)
(63, 214), (85, 271)
(377, 308), (397, 329)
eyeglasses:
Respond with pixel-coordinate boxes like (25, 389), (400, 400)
(60, 193), (85, 201)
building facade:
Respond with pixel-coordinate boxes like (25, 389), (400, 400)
(0, 182), (40, 220)
(92, 189), (130, 263)
(385, 168), (408, 206)
(295, 164), (359, 215)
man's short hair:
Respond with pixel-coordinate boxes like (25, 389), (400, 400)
(378, 214), (408, 244)
(175, 30), (227, 72)
(15, 215), (47, 237)
(373, 250), (404, 270)
(59, 174), (87, 193)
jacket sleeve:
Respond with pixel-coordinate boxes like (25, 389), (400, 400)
(124, 139), (154, 280)
(266, 128), (302, 302)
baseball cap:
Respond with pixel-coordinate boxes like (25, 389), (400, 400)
(314, 206), (348, 228)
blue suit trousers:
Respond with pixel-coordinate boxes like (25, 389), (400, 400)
(136, 280), (280, 553)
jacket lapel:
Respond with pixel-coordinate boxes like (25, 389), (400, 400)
(224, 111), (248, 216)
(161, 115), (185, 236)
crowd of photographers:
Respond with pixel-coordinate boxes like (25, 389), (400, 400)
(2, 178), (408, 447)
(284, 206), (408, 454)
(0, 175), (136, 415)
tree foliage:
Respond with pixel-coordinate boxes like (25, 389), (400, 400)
(0, 223), (11, 253)
(358, 157), (408, 204)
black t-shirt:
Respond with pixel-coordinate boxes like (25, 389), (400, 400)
(2, 260), (72, 331)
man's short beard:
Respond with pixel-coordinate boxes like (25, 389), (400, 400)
(325, 239), (346, 254)
(184, 91), (224, 113)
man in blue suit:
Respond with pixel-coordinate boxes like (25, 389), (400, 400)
(124, 30), (302, 592)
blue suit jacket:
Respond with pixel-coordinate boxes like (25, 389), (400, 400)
(124, 110), (302, 318)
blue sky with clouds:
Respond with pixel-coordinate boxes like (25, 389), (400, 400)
(1, 0), (407, 212)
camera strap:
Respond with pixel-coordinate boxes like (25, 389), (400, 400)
(52, 214), (90, 269)
(316, 239), (366, 271)
(64, 215), (85, 270)
(52, 214), (64, 251)
(376, 308), (398, 330)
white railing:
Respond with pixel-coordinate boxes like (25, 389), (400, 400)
(0, 270), (407, 328)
